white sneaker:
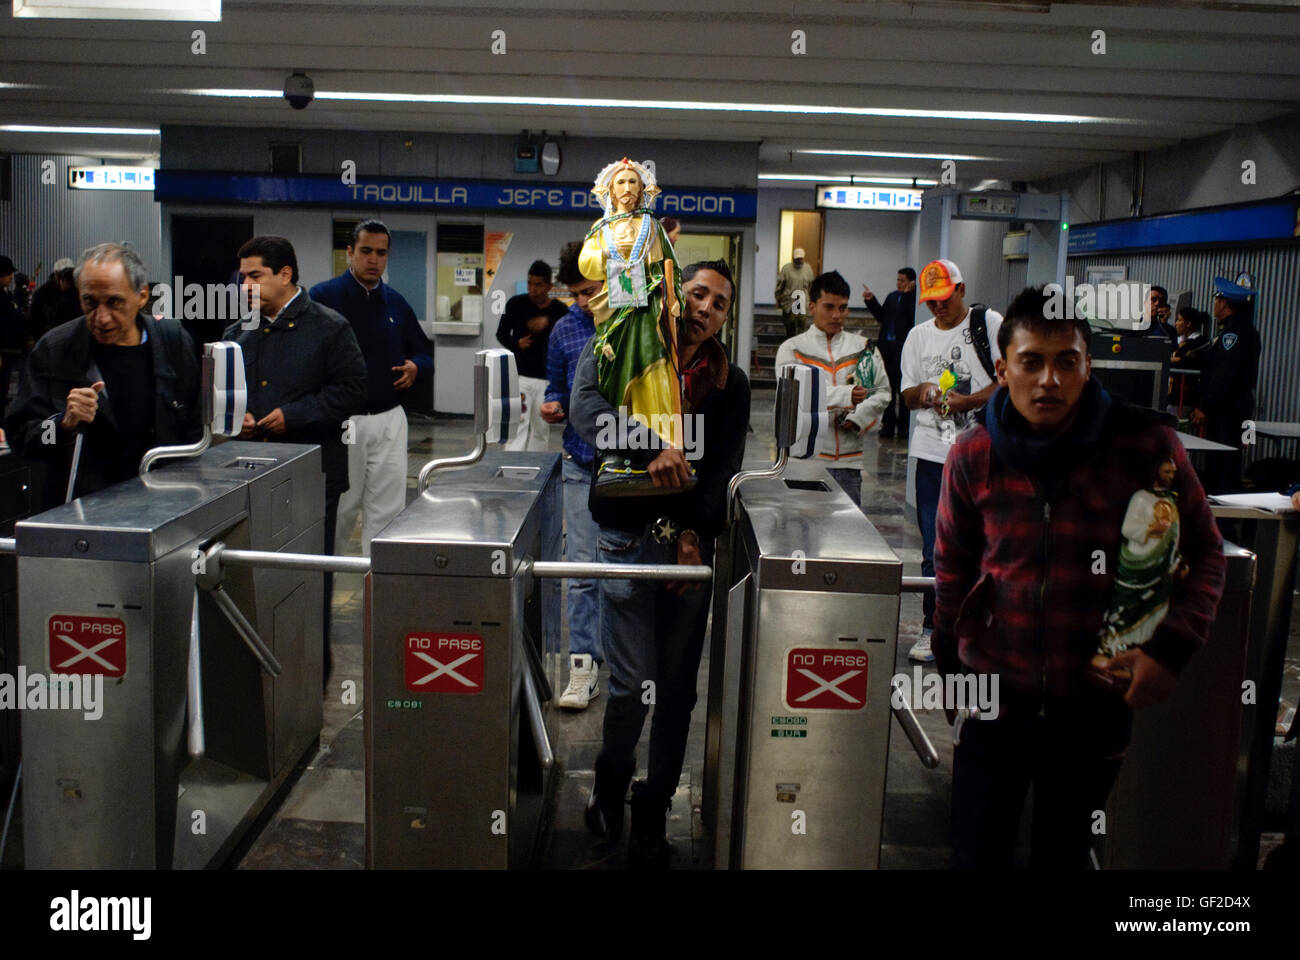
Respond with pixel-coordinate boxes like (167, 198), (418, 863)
(908, 635), (936, 663)
(558, 654), (600, 710)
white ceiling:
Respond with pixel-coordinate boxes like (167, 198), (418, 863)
(1, 0), (1299, 184)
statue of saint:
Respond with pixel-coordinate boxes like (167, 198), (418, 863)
(579, 158), (689, 496)
(1088, 457), (1189, 691)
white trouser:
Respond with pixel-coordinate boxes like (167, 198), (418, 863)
(505, 375), (551, 452)
(335, 404), (409, 556)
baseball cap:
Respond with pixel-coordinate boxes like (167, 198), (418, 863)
(919, 259), (963, 302)
(53, 257), (75, 272)
(792, 247), (806, 260)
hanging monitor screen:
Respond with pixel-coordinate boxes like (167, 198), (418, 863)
(816, 185), (922, 211)
(68, 166), (155, 191)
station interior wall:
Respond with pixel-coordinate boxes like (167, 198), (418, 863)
(5, 119), (1297, 421)
(0, 153), (163, 283)
(1033, 110), (1300, 223)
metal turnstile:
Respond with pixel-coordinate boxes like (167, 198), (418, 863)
(365, 449), (562, 868)
(703, 458), (935, 869)
(1102, 543), (1257, 868)
(363, 349), (710, 869)
(1207, 498), (1300, 868)
(17, 440), (325, 868)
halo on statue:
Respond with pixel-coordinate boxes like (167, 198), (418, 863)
(591, 157), (661, 214)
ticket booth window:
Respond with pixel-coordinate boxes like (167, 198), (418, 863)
(436, 223), (486, 323)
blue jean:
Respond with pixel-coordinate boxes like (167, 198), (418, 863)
(562, 458), (602, 662)
(595, 524), (715, 803)
(915, 457), (945, 630)
(828, 466), (862, 508)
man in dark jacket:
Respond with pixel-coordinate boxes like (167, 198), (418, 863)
(6, 242), (201, 500)
(934, 286), (1225, 869)
(497, 259), (568, 452)
(1190, 276), (1261, 494)
(225, 236), (367, 684)
(28, 258), (82, 344)
(571, 259), (750, 869)
(309, 220), (431, 555)
(862, 266), (916, 439)
(0, 254), (28, 421)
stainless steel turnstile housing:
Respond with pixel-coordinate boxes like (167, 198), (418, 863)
(18, 441), (324, 868)
(705, 460), (904, 868)
(366, 449), (562, 868)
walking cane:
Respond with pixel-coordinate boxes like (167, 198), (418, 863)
(64, 431), (83, 503)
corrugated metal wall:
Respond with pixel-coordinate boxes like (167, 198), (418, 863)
(0, 154), (162, 281)
(1069, 244), (1300, 438)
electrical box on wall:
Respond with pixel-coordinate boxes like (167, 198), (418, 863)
(514, 138), (539, 174)
(1002, 230), (1029, 260)
(269, 143), (302, 175)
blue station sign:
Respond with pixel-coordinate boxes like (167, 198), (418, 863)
(1068, 197), (1299, 254)
(154, 170), (757, 220)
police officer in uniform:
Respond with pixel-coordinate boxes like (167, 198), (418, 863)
(1190, 274), (1261, 494)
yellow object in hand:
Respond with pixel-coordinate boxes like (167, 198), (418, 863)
(938, 368), (957, 394)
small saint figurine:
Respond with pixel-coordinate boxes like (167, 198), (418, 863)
(579, 158), (689, 496)
(1088, 456), (1190, 692)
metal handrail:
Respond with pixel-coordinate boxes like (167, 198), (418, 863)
(139, 424), (212, 475)
(531, 561), (711, 581)
(417, 361), (489, 493)
(217, 546), (372, 576)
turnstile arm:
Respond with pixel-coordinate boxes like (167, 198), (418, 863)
(203, 582), (283, 678)
(187, 589), (205, 759)
(530, 561), (711, 582)
(521, 667), (554, 771)
(891, 678), (941, 769)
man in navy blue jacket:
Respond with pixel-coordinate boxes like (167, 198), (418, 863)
(310, 220), (432, 554)
(862, 266), (916, 439)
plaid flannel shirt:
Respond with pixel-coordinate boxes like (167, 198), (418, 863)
(934, 400), (1226, 699)
(545, 304), (597, 468)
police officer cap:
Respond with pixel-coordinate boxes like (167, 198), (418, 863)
(1213, 273), (1254, 302)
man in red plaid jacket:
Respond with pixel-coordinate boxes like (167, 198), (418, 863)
(934, 286), (1226, 869)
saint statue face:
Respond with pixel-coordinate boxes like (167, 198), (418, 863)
(1157, 460), (1176, 488)
(610, 167), (643, 212)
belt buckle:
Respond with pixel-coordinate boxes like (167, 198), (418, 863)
(650, 516), (678, 544)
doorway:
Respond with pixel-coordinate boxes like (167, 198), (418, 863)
(169, 214), (255, 349)
(674, 230), (744, 361)
(778, 209), (824, 275)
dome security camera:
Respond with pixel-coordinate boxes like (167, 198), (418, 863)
(283, 72), (315, 110)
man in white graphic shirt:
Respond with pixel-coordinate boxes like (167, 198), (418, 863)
(900, 259), (1003, 663)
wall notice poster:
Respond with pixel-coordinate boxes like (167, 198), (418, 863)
(483, 232), (513, 296)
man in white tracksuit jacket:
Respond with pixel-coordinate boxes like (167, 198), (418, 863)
(774, 269), (890, 507)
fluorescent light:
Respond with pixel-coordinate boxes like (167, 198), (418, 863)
(798, 149), (999, 161)
(161, 87), (1131, 125)
(759, 174), (939, 186)
(1, 124), (160, 135)
(13, 0), (221, 21)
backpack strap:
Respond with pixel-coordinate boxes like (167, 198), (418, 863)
(968, 304), (997, 381)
